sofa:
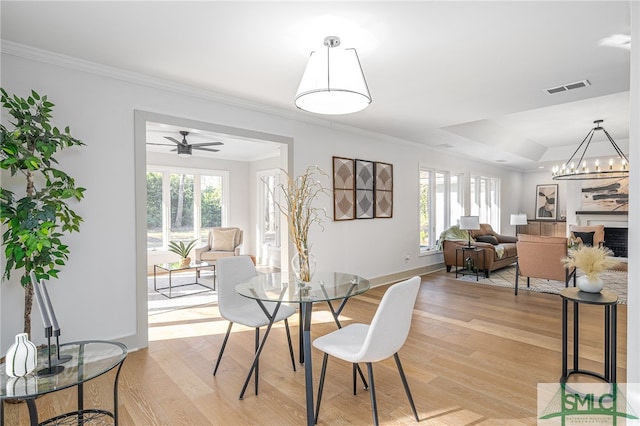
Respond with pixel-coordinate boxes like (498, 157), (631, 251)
(442, 223), (518, 277)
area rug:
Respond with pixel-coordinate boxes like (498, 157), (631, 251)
(147, 270), (217, 316)
(456, 264), (627, 304)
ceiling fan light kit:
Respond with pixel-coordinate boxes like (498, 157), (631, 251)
(147, 130), (224, 157)
(551, 119), (629, 180)
(295, 36), (371, 115)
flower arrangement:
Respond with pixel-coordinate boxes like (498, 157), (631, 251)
(562, 245), (620, 280)
(273, 166), (329, 282)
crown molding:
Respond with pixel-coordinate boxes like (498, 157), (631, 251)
(0, 40), (462, 162)
(0, 40), (310, 122)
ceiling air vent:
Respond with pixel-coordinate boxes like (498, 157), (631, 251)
(543, 79), (591, 95)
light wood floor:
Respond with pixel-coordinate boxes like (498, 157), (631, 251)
(3, 270), (627, 425)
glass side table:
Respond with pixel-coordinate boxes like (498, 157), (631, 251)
(1, 340), (127, 426)
(455, 246), (486, 281)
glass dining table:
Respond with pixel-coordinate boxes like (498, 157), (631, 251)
(236, 271), (370, 426)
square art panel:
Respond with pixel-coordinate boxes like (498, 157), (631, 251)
(375, 162), (393, 218)
(333, 157), (355, 220)
(356, 160), (375, 219)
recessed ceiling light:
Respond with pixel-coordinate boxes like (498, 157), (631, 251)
(538, 166), (545, 169)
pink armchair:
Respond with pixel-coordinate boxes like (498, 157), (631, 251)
(515, 234), (576, 295)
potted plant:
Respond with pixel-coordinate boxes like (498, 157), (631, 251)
(562, 245), (620, 293)
(0, 89), (85, 336)
(168, 239), (198, 267)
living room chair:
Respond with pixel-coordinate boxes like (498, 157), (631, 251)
(213, 256), (296, 398)
(569, 224), (605, 248)
(313, 276), (421, 426)
(195, 227), (243, 264)
(515, 234), (576, 295)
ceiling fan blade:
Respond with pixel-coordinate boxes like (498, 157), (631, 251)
(190, 141), (224, 147)
(193, 147), (220, 153)
(146, 143), (174, 146)
(164, 136), (183, 145)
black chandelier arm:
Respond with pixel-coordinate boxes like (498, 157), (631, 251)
(563, 128), (595, 168)
(602, 128), (629, 163)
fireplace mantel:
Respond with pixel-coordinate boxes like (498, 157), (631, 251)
(576, 211), (627, 215)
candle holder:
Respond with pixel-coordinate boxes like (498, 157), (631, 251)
(30, 272), (71, 377)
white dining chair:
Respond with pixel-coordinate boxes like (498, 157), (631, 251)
(213, 256), (297, 398)
(313, 276), (422, 425)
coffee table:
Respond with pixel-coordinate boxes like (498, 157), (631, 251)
(153, 260), (216, 298)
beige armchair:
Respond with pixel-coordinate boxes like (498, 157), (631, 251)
(195, 227), (243, 264)
(569, 224), (605, 247)
(515, 234), (576, 295)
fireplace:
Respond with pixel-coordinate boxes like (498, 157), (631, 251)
(604, 227), (628, 257)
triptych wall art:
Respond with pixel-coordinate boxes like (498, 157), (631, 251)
(332, 156), (393, 221)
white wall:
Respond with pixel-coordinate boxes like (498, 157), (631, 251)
(0, 48), (591, 353)
(627, 0), (639, 383)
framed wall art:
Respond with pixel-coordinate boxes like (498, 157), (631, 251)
(374, 162), (393, 218)
(332, 156), (355, 220)
(535, 184), (558, 220)
(580, 177), (629, 213)
(355, 159), (375, 219)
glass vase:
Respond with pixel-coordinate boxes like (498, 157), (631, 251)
(291, 249), (316, 286)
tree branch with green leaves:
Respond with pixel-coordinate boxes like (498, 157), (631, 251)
(1, 88), (85, 336)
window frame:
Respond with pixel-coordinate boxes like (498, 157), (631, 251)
(420, 166), (465, 254)
(146, 165), (229, 250)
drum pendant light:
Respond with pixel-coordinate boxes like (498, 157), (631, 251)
(295, 36), (372, 115)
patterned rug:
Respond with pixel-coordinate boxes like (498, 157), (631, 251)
(456, 264), (627, 304)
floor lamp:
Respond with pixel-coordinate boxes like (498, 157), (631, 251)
(459, 216), (480, 248)
(510, 213), (528, 236)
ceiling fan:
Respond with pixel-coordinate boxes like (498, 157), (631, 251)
(147, 130), (224, 156)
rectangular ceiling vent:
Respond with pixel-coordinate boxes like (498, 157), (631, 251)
(544, 79), (591, 95)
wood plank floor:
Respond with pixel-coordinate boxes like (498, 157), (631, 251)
(3, 270), (627, 425)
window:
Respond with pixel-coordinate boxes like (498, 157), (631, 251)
(147, 167), (228, 249)
(257, 170), (280, 248)
(420, 167), (464, 252)
(471, 175), (501, 231)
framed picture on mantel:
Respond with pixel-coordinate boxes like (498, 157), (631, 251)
(535, 184), (558, 220)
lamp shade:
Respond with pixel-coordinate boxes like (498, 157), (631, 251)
(295, 36), (371, 115)
(510, 213), (528, 226)
(459, 216), (480, 230)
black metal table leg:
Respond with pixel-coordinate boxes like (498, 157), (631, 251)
(301, 301), (314, 426)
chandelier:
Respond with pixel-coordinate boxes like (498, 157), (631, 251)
(552, 120), (629, 180)
(295, 36), (372, 115)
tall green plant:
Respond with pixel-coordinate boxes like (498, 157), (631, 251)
(0, 88), (85, 336)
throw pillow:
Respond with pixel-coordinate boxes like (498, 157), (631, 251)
(212, 229), (237, 251)
(475, 235), (499, 245)
(573, 231), (595, 247)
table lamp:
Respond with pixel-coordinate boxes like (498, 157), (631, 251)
(459, 215), (480, 248)
(510, 213), (528, 236)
